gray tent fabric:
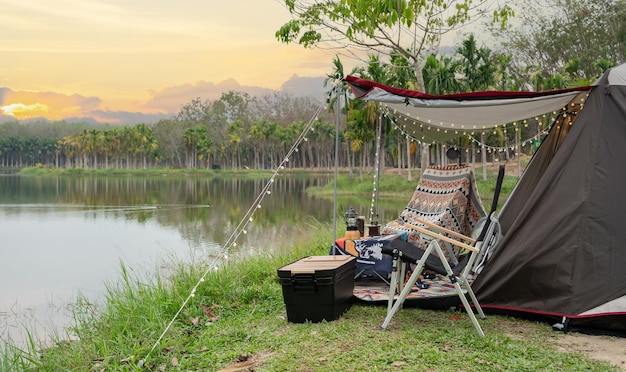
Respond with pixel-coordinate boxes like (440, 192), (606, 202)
(346, 63), (626, 332)
(472, 65), (626, 332)
(495, 95), (581, 234)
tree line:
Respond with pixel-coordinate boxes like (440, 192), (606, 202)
(0, 94), (333, 170)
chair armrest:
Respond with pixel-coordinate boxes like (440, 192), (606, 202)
(402, 222), (478, 253)
(410, 216), (476, 243)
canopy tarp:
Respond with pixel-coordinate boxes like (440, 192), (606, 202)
(345, 75), (593, 143)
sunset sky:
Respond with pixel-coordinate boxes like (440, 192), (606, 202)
(0, 0), (337, 123)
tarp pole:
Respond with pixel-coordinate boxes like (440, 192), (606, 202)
(406, 136), (412, 181)
(373, 109), (383, 222)
(516, 130), (521, 178)
(332, 83), (341, 245)
(481, 132), (487, 180)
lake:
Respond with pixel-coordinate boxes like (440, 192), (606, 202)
(0, 172), (404, 346)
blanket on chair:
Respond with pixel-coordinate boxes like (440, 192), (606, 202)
(381, 165), (486, 262)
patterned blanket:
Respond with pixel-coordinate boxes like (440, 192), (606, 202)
(381, 165), (486, 262)
(353, 274), (475, 307)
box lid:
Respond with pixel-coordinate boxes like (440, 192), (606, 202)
(278, 255), (355, 275)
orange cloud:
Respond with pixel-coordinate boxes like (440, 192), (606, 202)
(1, 102), (49, 119)
(0, 87), (101, 121)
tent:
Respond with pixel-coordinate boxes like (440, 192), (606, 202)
(345, 63), (626, 333)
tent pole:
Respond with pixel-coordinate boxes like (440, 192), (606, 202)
(406, 136), (412, 181)
(373, 109), (383, 222)
(481, 132), (487, 180)
(332, 83), (341, 245)
(516, 130), (521, 178)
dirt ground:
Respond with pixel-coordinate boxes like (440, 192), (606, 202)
(552, 332), (626, 370)
(501, 316), (626, 370)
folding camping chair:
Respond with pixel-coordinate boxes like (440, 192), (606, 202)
(380, 165), (506, 337)
(329, 166), (483, 283)
(381, 165), (486, 266)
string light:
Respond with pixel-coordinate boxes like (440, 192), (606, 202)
(382, 103), (581, 153)
(137, 105), (325, 367)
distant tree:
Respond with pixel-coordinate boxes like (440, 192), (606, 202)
(491, 0), (625, 84)
(153, 119), (186, 168)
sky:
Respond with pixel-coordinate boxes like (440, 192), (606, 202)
(0, 0), (337, 124)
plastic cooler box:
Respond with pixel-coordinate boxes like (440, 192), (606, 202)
(277, 255), (356, 323)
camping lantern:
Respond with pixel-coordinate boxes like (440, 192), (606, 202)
(344, 207), (358, 230)
(343, 207), (360, 239)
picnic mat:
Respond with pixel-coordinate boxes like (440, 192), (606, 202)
(353, 275), (476, 309)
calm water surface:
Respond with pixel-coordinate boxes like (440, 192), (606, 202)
(0, 173), (403, 345)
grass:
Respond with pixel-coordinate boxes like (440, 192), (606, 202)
(2, 161), (620, 371)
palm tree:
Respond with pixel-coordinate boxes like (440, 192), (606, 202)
(197, 132), (213, 169)
(457, 34), (497, 92)
(227, 119), (247, 170)
(182, 126), (200, 169)
(422, 54), (462, 94)
(132, 124), (157, 169)
(345, 107), (375, 179)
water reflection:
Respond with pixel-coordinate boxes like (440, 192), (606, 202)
(0, 174), (338, 344)
(0, 173), (406, 345)
(0, 175), (337, 250)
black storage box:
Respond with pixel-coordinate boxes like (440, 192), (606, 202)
(277, 255), (356, 323)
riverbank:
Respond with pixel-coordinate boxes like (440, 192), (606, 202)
(2, 166), (624, 370)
